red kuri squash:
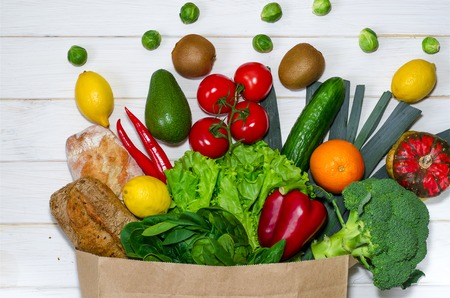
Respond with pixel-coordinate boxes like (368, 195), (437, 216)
(386, 131), (449, 198)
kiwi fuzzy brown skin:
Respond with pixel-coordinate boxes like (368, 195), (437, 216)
(278, 43), (325, 90)
(171, 34), (216, 78)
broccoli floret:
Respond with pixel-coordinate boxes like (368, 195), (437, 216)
(311, 178), (430, 290)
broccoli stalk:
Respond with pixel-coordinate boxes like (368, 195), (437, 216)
(311, 178), (430, 290)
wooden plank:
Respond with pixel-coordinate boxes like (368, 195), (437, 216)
(2, 285), (449, 298)
(1, 1), (449, 297)
(1, 221), (448, 289)
(348, 285), (450, 297)
(1, 0), (449, 37)
(1, 97), (449, 162)
(1, 161), (448, 224)
(0, 288), (81, 298)
(1, 37), (449, 100)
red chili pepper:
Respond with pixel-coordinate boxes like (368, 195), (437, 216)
(124, 107), (172, 183)
(116, 119), (160, 179)
(258, 189), (327, 260)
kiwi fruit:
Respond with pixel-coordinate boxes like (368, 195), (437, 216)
(171, 34), (216, 78)
(278, 43), (325, 90)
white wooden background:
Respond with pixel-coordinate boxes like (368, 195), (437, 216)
(1, 1), (449, 297)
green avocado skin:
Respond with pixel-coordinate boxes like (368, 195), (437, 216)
(145, 69), (192, 144)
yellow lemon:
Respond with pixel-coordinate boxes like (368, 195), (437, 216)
(122, 176), (171, 218)
(391, 59), (437, 103)
(75, 71), (114, 127)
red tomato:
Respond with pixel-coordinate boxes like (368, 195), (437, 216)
(233, 62), (273, 102)
(189, 117), (230, 159)
(197, 74), (237, 115)
(228, 101), (269, 144)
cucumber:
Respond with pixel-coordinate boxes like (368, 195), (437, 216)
(281, 77), (346, 172)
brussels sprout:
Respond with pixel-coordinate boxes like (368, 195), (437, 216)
(141, 30), (162, 51)
(67, 45), (88, 66)
(312, 0), (332, 16)
(261, 2), (282, 23)
(252, 34), (273, 53)
(359, 28), (379, 53)
(422, 37), (440, 54)
(179, 2), (200, 24)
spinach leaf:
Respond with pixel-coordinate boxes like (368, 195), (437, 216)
(248, 239), (286, 264)
(120, 207), (253, 265)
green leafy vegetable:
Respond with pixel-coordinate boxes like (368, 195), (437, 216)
(67, 45), (88, 66)
(422, 36), (440, 54)
(261, 2), (283, 23)
(305, 81), (322, 105)
(353, 91), (392, 150)
(260, 86), (282, 151)
(329, 80), (351, 140)
(312, 0), (332, 16)
(141, 30), (162, 50)
(165, 150), (220, 213)
(346, 85), (365, 143)
(120, 207), (285, 265)
(360, 101), (422, 178)
(179, 2), (200, 24)
(166, 141), (312, 249)
(252, 34), (273, 53)
(359, 28), (379, 53)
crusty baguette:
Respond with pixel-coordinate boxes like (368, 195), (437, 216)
(50, 177), (137, 258)
(66, 124), (144, 197)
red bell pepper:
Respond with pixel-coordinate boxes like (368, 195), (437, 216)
(258, 189), (327, 260)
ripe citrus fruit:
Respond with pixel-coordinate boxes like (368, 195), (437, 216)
(75, 71), (114, 127)
(122, 175), (172, 218)
(391, 59), (437, 103)
(310, 139), (365, 194)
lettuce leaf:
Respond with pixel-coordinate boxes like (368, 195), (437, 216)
(165, 150), (220, 213)
(165, 141), (312, 249)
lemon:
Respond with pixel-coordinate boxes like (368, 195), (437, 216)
(122, 176), (171, 218)
(75, 71), (114, 127)
(391, 59), (437, 103)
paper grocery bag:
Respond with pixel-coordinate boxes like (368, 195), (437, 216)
(76, 250), (355, 298)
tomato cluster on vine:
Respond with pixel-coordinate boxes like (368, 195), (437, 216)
(189, 62), (273, 159)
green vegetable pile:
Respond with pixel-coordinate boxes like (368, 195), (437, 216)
(311, 178), (430, 290)
(165, 141), (312, 249)
(120, 207), (285, 265)
(118, 78), (431, 290)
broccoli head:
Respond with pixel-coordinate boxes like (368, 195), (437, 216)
(311, 178), (430, 290)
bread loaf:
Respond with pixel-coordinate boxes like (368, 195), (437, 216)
(50, 177), (137, 258)
(66, 124), (144, 197)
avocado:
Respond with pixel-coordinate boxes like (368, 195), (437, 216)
(145, 69), (192, 144)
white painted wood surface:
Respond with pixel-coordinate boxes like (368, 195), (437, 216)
(1, 1), (449, 297)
